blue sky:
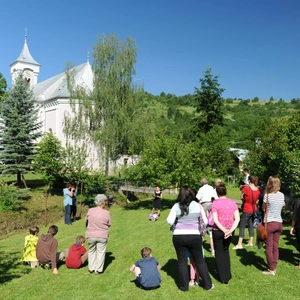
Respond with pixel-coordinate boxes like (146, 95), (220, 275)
(1, 0), (300, 100)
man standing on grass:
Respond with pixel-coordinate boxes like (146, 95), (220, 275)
(63, 183), (75, 225)
(196, 178), (214, 213)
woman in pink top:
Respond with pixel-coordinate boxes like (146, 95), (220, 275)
(212, 184), (240, 284)
(86, 194), (111, 274)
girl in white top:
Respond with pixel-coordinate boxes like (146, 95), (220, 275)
(262, 176), (285, 275)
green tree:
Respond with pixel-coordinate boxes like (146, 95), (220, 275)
(194, 68), (225, 135)
(66, 33), (147, 175)
(33, 131), (66, 188)
(244, 112), (300, 190)
(252, 96), (259, 103)
(0, 73), (42, 185)
(0, 72), (7, 102)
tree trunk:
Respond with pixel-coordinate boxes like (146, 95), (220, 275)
(17, 171), (21, 186)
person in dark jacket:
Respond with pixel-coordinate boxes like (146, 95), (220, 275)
(290, 184), (300, 268)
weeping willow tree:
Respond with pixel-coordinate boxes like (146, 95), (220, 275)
(64, 33), (147, 176)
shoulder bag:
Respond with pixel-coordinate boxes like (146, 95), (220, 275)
(198, 204), (207, 236)
(257, 194), (268, 241)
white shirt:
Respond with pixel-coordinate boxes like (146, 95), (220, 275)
(212, 188), (219, 200)
(196, 184), (214, 204)
(244, 174), (250, 184)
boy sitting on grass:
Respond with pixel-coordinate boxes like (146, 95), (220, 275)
(130, 247), (161, 290)
(36, 225), (65, 275)
(21, 226), (39, 268)
(66, 235), (88, 269)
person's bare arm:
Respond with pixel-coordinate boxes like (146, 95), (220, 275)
(129, 264), (135, 273)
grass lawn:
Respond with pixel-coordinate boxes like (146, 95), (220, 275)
(0, 196), (299, 300)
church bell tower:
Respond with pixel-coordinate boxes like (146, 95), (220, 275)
(9, 28), (41, 87)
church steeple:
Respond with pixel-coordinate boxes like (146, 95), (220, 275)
(10, 29), (41, 86)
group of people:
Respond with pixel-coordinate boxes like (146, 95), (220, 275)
(21, 174), (300, 292)
(22, 192), (111, 276)
(167, 182), (239, 292)
(165, 172), (292, 292)
(21, 225), (87, 274)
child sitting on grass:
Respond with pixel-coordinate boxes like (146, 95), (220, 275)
(130, 247), (161, 290)
(21, 226), (39, 268)
(66, 235), (88, 269)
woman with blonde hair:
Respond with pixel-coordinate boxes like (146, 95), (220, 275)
(262, 176), (285, 275)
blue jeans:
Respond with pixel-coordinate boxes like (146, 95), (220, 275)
(64, 204), (71, 224)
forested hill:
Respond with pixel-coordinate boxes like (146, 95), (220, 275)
(143, 92), (300, 149)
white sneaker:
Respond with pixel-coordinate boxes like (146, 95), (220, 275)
(262, 269), (275, 275)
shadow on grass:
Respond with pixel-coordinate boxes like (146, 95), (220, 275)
(0, 249), (31, 284)
(234, 247), (266, 271)
(161, 258), (179, 287)
(123, 199), (175, 211)
(130, 279), (161, 290)
(103, 252), (115, 272)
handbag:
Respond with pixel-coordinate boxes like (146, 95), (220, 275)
(251, 189), (261, 228)
(198, 204), (207, 236)
(257, 194), (268, 241)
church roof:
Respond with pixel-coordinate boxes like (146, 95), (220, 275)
(33, 62), (93, 102)
(10, 37), (40, 67)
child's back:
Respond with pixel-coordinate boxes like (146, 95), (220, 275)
(21, 227), (39, 268)
(135, 256), (161, 288)
(130, 247), (161, 289)
(66, 236), (88, 269)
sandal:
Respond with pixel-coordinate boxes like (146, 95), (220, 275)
(295, 265), (300, 269)
(245, 243), (253, 247)
(232, 245), (243, 250)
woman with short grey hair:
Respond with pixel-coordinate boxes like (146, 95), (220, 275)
(86, 194), (111, 274)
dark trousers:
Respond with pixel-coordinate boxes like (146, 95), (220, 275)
(64, 204), (71, 224)
(296, 227), (300, 252)
(239, 212), (254, 238)
(70, 205), (77, 219)
(173, 235), (212, 291)
(212, 229), (233, 283)
(265, 222), (282, 271)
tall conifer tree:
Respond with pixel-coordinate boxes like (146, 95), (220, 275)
(0, 72), (42, 185)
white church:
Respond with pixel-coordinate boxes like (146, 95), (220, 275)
(9, 34), (134, 173)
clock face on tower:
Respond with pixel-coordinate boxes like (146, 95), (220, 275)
(24, 69), (32, 79)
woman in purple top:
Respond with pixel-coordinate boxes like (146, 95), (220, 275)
(212, 184), (240, 284)
(86, 194), (111, 274)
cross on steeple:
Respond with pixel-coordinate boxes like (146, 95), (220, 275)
(24, 27), (28, 39)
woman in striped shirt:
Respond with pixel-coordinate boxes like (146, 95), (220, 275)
(262, 176), (285, 275)
(167, 186), (214, 292)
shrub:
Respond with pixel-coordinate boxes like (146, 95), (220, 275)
(0, 181), (31, 212)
